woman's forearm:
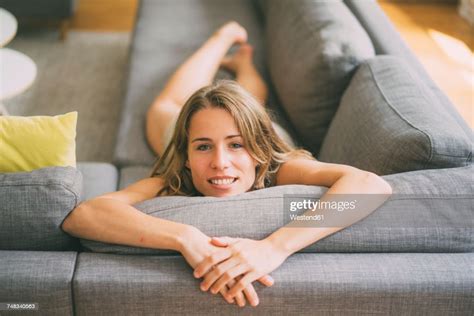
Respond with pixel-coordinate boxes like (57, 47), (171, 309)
(266, 171), (392, 256)
(62, 197), (192, 252)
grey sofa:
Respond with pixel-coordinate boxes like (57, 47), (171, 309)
(1, 0), (473, 315)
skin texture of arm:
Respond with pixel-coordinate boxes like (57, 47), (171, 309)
(194, 159), (392, 301)
(61, 177), (190, 251)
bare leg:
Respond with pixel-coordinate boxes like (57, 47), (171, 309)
(147, 22), (247, 156)
(220, 44), (268, 106)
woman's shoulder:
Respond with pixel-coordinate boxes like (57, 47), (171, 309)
(275, 157), (319, 186)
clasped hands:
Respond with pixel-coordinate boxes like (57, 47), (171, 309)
(180, 228), (289, 307)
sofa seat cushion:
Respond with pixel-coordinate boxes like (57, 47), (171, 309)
(78, 162), (118, 200)
(0, 166), (82, 251)
(81, 165), (473, 254)
(319, 56), (473, 174)
(0, 251), (77, 315)
(261, 0), (375, 155)
(73, 252), (474, 315)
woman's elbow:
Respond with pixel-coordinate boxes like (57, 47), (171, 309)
(364, 171), (392, 195)
(61, 202), (90, 236)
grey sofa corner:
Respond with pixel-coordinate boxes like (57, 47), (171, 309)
(1, 0), (473, 315)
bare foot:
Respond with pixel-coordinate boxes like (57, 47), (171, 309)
(220, 44), (254, 74)
(215, 21), (248, 44)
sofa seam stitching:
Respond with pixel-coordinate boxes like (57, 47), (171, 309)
(366, 60), (434, 168)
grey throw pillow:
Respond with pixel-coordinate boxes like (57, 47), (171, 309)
(319, 56), (473, 174)
(262, 0), (375, 155)
(81, 166), (473, 254)
(0, 167), (82, 250)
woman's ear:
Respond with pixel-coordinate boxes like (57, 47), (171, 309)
(185, 160), (191, 169)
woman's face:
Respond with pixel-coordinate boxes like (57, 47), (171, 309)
(186, 107), (258, 197)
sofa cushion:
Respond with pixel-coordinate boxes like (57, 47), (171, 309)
(73, 252), (474, 315)
(0, 251), (77, 315)
(81, 165), (473, 254)
(0, 166), (82, 250)
(262, 0), (375, 155)
(118, 165), (151, 189)
(0, 112), (77, 172)
(319, 56), (473, 174)
(78, 162), (118, 200)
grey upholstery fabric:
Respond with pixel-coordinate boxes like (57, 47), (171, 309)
(262, 0), (375, 155)
(118, 165), (151, 189)
(0, 251), (77, 316)
(73, 252), (474, 315)
(114, 0), (295, 167)
(77, 162), (118, 201)
(0, 167), (82, 251)
(319, 56), (473, 174)
(81, 166), (473, 254)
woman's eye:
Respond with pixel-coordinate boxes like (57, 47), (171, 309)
(230, 143), (243, 149)
(197, 144), (211, 151)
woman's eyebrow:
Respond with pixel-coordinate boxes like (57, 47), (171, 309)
(191, 135), (242, 143)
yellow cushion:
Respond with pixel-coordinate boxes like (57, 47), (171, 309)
(0, 112), (77, 172)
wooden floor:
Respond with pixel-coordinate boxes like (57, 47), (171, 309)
(70, 0), (139, 31)
(70, 0), (473, 128)
(378, 1), (473, 128)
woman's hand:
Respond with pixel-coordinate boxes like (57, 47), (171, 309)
(179, 227), (274, 307)
(193, 236), (289, 302)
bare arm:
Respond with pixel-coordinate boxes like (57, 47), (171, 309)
(61, 177), (190, 251)
(267, 158), (393, 255)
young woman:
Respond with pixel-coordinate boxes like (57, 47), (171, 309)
(62, 22), (392, 308)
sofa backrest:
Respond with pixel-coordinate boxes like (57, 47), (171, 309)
(258, 0), (375, 156)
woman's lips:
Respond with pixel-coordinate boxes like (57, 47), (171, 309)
(207, 177), (238, 189)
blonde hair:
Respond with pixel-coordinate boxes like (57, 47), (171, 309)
(150, 80), (314, 196)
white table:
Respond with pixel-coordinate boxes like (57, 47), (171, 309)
(0, 48), (37, 98)
(0, 8), (18, 47)
(0, 8), (36, 115)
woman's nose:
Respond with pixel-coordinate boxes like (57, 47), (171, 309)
(211, 147), (231, 169)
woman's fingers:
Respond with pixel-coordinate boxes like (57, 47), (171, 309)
(227, 271), (261, 299)
(210, 264), (249, 295)
(219, 282), (234, 304)
(233, 276), (246, 307)
(210, 236), (237, 247)
(242, 284), (259, 307)
(201, 257), (239, 292)
(194, 248), (232, 278)
(258, 274), (274, 287)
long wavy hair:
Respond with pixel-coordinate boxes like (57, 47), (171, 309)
(150, 80), (314, 196)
